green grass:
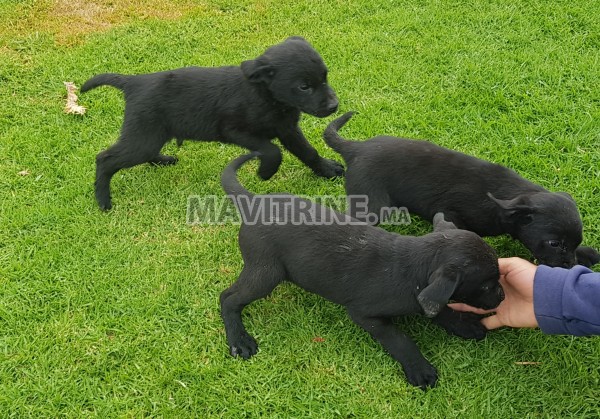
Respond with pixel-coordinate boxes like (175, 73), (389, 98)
(1, 0), (599, 416)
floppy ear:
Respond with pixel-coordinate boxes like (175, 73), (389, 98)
(417, 266), (460, 318)
(432, 212), (458, 232)
(487, 192), (534, 226)
(241, 59), (276, 83)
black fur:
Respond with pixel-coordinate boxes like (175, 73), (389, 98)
(81, 36), (344, 210)
(324, 112), (599, 268)
(219, 153), (504, 390)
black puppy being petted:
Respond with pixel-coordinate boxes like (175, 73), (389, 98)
(219, 152), (504, 389)
(81, 36), (344, 210)
(324, 112), (600, 268)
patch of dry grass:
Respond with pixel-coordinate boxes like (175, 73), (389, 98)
(0, 0), (207, 46)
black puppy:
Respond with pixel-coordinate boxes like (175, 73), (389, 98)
(324, 112), (600, 268)
(219, 152), (504, 389)
(81, 36), (344, 210)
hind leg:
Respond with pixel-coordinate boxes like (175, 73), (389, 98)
(220, 264), (284, 359)
(95, 133), (168, 210)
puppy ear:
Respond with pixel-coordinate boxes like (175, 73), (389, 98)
(241, 59), (276, 83)
(432, 212), (458, 232)
(487, 192), (534, 225)
(417, 266), (460, 318)
(575, 246), (600, 267)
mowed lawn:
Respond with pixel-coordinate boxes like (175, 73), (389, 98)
(1, 0), (599, 417)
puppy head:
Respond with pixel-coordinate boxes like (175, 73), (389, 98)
(418, 229), (503, 318)
(488, 192), (583, 267)
(241, 36), (338, 117)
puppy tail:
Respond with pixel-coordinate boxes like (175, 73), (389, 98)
(323, 111), (357, 160)
(221, 152), (261, 199)
(80, 73), (129, 93)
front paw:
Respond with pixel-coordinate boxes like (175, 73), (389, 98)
(403, 361), (438, 390)
(228, 331), (258, 359)
(313, 158), (345, 178)
(95, 192), (112, 211)
(445, 312), (487, 340)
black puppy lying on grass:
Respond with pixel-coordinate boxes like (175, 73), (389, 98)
(324, 112), (600, 268)
(81, 36), (344, 210)
(219, 152), (504, 389)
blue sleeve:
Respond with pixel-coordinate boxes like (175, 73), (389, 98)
(533, 265), (600, 336)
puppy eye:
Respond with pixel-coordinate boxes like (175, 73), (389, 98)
(299, 83), (312, 92)
(548, 240), (561, 248)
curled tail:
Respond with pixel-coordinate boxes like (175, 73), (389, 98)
(221, 152), (261, 199)
(80, 73), (129, 93)
(323, 111), (358, 161)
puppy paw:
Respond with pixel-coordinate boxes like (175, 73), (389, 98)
(96, 196), (112, 211)
(313, 158), (345, 178)
(150, 154), (178, 166)
(446, 312), (487, 340)
(403, 362), (438, 390)
(229, 331), (258, 359)
(257, 166), (277, 180)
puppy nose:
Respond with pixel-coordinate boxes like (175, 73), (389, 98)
(327, 100), (339, 113)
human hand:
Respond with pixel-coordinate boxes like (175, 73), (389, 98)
(448, 257), (538, 329)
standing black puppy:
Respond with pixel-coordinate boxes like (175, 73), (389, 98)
(323, 112), (600, 268)
(81, 36), (344, 210)
(219, 152), (504, 389)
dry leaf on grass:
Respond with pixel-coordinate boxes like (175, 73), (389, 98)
(514, 362), (541, 365)
(18, 170), (31, 176)
(63, 81), (86, 115)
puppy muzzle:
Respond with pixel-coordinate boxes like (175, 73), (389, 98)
(326, 99), (339, 114)
(476, 287), (505, 310)
(538, 256), (577, 268)
(311, 95), (338, 117)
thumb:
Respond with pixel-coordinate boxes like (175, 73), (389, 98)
(498, 257), (522, 276)
(481, 314), (504, 330)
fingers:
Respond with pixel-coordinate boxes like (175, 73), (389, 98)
(447, 303), (509, 330)
(481, 314), (504, 330)
(498, 257), (524, 275)
(447, 303), (495, 315)
(447, 304), (505, 330)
